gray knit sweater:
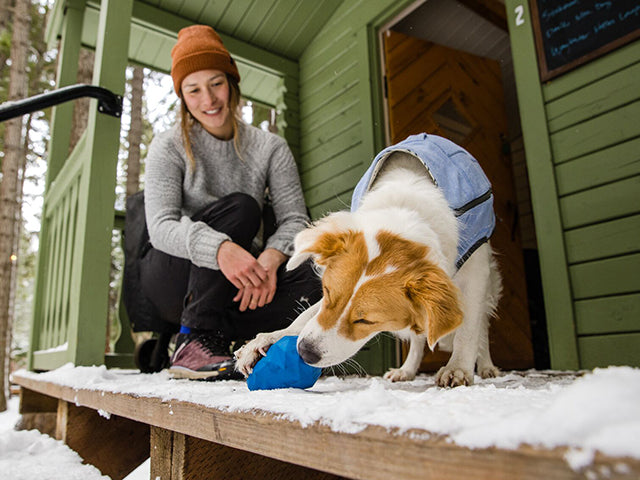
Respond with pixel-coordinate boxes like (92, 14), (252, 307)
(144, 121), (309, 270)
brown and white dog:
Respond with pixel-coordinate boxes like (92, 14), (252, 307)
(236, 145), (502, 387)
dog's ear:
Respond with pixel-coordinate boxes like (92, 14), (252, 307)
(404, 263), (463, 350)
(287, 212), (355, 270)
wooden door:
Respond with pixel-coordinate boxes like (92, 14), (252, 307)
(383, 30), (534, 370)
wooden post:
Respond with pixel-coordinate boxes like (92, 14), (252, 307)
(64, 0), (133, 367)
(16, 387), (58, 436)
(57, 400), (149, 480)
(150, 427), (345, 480)
(505, 0), (579, 369)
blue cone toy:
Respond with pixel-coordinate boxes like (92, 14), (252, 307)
(247, 336), (322, 391)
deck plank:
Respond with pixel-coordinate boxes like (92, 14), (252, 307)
(12, 372), (640, 480)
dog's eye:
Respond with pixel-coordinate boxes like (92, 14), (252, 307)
(354, 318), (374, 325)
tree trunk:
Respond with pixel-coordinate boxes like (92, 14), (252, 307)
(0, 0), (30, 412)
(126, 66), (144, 197)
(69, 47), (94, 153)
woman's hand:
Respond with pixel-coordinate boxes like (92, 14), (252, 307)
(217, 241), (268, 311)
(255, 248), (287, 304)
(217, 242), (287, 312)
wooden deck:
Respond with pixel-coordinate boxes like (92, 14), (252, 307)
(11, 371), (640, 480)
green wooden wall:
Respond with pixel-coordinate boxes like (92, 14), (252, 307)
(296, 0), (416, 373)
(506, 0), (640, 370)
(296, 0), (414, 219)
(545, 41), (640, 369)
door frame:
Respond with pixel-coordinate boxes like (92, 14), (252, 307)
(367, 0), (545, 371)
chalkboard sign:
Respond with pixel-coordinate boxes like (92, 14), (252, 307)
(531, 0), (640, 80)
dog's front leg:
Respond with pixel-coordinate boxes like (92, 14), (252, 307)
(235, 300), (321, 376)
(384, 332), (425, 382)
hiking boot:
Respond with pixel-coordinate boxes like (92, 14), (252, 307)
(168, 332), (244, 381)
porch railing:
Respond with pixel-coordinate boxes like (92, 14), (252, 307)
(1, 81), (135, 370)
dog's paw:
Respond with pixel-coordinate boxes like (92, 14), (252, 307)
(478, 365), (500, 379)
(234, 333), (276, 377)
(383, 368), (416, 382)
(436, 366), (473, 387)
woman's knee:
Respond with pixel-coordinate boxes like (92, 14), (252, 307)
(224, 192), (261, 221)
(196, 193), (262, 244)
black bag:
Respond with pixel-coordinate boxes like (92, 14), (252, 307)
(122, 191), (162, 333)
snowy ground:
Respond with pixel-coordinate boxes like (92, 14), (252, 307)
(0, 395), (149, 480)
(3, 365), (640, 479)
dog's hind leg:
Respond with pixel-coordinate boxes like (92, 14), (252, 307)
(384, 332), (425, 382)
(477, 248), (501, 379)
(476, 317), (500, 378)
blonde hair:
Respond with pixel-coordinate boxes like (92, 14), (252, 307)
(180, 74), (243, 170)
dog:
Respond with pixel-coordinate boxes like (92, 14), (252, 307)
(236, 133), (502, 387)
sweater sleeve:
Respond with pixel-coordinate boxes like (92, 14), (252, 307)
(264, 140), (309, 256)
(144, 130), (230, 270)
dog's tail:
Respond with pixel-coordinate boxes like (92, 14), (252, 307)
(487, 245), (503, 318)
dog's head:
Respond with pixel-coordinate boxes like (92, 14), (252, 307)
(287, 213), (463, 367)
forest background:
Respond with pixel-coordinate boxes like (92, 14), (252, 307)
(0, 0), (276, 411)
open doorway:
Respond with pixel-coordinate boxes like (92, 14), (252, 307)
(379, 0), (549, 371)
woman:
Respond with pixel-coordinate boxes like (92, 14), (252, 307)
(141, 25), (321, 380)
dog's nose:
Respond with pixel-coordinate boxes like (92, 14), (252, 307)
(297, 338), (322, 365)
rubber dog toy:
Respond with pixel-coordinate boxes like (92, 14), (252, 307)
(247, 336), (322, 391)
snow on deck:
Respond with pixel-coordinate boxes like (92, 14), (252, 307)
(15, 365), (640, 471)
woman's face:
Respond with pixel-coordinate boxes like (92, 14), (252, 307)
(181, 69), (233, 140)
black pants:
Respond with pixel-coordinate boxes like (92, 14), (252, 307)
(139, 193), (322, 341)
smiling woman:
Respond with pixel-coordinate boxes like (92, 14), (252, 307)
(139, 25), (322, 382)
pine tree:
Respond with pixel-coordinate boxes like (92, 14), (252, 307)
(126, 66), (144, 197)
(0, 0), (30, 412)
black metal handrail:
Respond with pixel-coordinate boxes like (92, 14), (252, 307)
(0, 84), (122, 122)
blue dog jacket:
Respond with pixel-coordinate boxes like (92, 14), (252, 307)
(351, 133), (495, 269)
(247, 336), (322, 391)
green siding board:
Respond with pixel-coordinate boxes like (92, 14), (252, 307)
(300, 122), (362, 171)
(304, 164), (364, 207)
(249, 0), (299, 49)
(565, 215), (640, 264)
(550, 100), (640, 163)
(560, 176), (640, 230)
(300, 69), (359, 119)
(300, 87), (359, 139)
(300, 31), (358, 84)
(299, 49), (359, 102)
(301, 136), (363, 187)
(543, 40), (640, 101)
(546, 61), (640, 133)
(300, 97), (360, 156)
(578, 333), (640, 369)
(575, 293), (640, 336)
(176, 0), (208, 19)
(569, 253), (640, 300)
(215, 0), (250, 36)
(555, 138), (640, 195)
(309, 194), (354, 220)
(230, 0), (278, 40)
(269, 2), (324, 58)
(298, 1), (362, 66)
(300, 76), (359, 121)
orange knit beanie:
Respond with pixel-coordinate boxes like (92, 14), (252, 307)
(170, 25), (240, 94)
